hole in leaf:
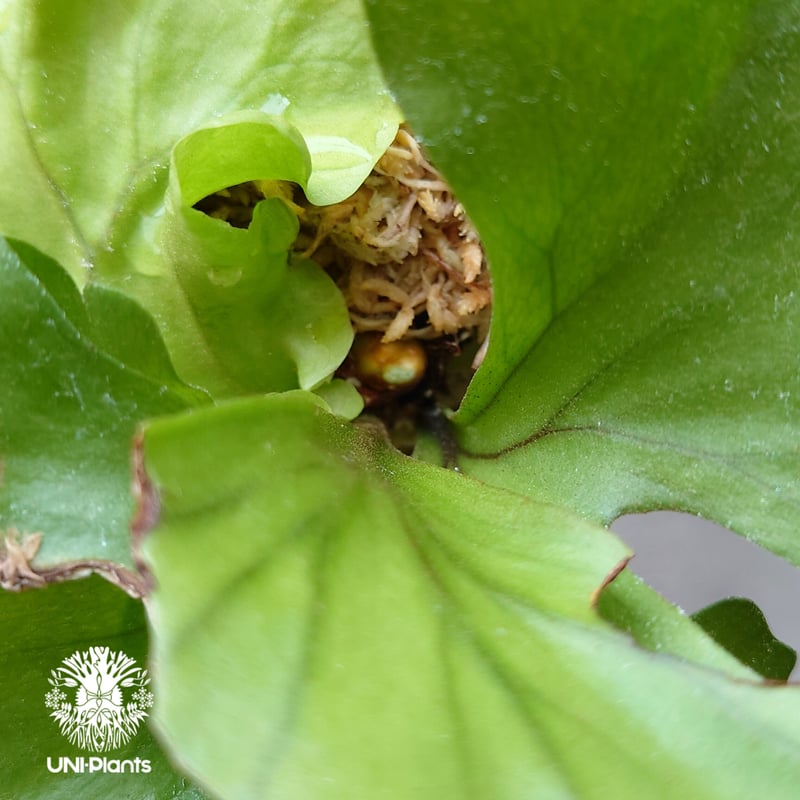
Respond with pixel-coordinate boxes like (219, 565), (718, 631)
(611, 511), (800, 679)
(193, 180), (276, 228)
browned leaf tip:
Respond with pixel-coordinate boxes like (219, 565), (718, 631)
(36, 559), (149, 598)
(591, 554), (633, 608)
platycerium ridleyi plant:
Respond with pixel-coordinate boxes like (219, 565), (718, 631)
(1, 0), (799, 798)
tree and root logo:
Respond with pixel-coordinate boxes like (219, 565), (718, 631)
(44, 646), (153, 753)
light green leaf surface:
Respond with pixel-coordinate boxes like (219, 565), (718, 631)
(140, 394), (800, 800)
(0, 237), (200, 572)
(0, 576), (206, 799)
(366, 0), (755, 421)
(0, 0), (400, 395)
(595, 569), (761, 672)
(311, 379), (365, 420)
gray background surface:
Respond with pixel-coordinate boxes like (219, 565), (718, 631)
(612, 511), (800, 680)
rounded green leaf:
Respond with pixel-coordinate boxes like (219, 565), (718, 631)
(364, 2), (800, 563)
(366, 0), (754, 421)
(311, 379), (365, 421)
(455, 0), (800, 566)
(170, 115), (312, 208)
(140, 394), (800, 800)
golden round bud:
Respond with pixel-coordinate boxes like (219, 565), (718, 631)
(351, 333), (427, 392)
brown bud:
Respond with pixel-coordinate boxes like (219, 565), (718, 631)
(350, 333), (427, 393)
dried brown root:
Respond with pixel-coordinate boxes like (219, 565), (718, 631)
(194, 126), (492, 358)
(0, 528), (45, 590)
(294, 125), (492, 343)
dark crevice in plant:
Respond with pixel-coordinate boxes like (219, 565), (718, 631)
(194, 126), (493, 450)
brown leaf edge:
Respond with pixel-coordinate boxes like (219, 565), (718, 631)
(130, 428), (159, 597)
(591, 554), (632, 608)
(0, 527), (149, 598)
(0, 439), (154, 599)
